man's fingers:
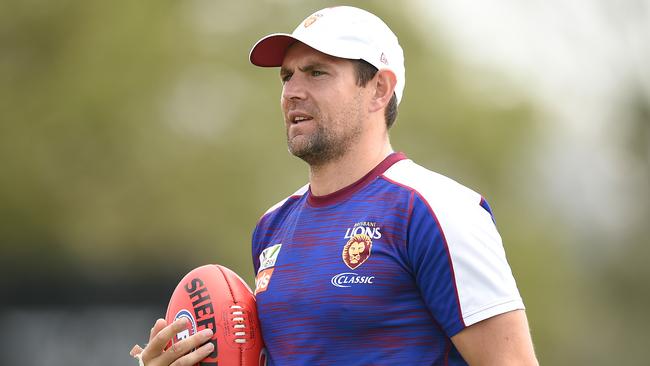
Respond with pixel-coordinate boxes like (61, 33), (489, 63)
(142, 318), (189, 360)
(139, 318), (214, 366)
(149, 318), (168, 342)
(161, 328), (214, 365)
(170, 342), (215, 366)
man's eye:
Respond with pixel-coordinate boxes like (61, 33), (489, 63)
(281, 74), (292, 83)
(311, 70), (324, 77)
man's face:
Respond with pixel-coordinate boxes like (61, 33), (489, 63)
(348, 242), (366, 264)
(279, 42), (369, 166)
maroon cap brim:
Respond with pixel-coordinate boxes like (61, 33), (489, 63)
(249, 34), (298, 67)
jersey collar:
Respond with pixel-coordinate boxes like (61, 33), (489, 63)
(307, 152), (408, 207)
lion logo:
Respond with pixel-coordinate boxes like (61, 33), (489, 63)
(342, 234), (372, 270)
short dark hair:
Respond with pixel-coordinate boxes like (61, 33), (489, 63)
(352, 59), (399, 129)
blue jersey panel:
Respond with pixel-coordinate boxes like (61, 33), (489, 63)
(407, 193), (465, 337)
(251, 154), (470, 365)
(251, 153), (524, 365)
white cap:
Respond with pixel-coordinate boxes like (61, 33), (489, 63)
(249, 6), (406, 104)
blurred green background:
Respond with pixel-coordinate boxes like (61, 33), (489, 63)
(1, 0), (648, 365)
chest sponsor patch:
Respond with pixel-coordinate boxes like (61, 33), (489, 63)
(255, 268), (274, 295)
(258, 243), (282, 272)
(255, 244), (282, 295)
(331, 272), (375, 288)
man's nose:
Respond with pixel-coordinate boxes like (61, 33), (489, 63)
(281, 74), (307, 101)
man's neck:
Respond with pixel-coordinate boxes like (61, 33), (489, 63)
(308, 140), (393, 196)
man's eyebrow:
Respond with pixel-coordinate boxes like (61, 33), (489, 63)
(298, 62), (328, 73)
(280, 61), (331, 80)
(280, 67), (292, 79)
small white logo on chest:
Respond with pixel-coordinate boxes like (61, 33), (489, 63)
(343, 221), (382, 239)
(258, 244), (282, 272)
(331, 272), (376, 288)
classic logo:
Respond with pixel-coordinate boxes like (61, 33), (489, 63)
(331, 272), (375, 288)
(342, 234), (372, 270)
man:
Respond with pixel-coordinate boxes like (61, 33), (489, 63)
(132, 6), (538, 365)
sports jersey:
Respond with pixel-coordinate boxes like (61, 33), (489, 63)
(251, 152), (524, 365)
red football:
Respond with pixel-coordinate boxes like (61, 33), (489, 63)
(165, 264), (267, 366)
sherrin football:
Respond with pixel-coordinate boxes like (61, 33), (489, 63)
(165, 264), (267, 366)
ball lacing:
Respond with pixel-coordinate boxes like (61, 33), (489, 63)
(230, 305), (248, 344)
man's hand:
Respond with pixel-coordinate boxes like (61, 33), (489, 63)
(130, 318), (214, 366)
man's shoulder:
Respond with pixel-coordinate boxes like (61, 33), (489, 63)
(383, 159), (483, 205)
(260, 183), (309, 219)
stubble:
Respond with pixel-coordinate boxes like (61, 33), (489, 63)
(286, 92), (364, 167)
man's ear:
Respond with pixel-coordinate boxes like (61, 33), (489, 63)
(369, 69), (397, 113)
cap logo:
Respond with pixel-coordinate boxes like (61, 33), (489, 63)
(303, 13), (323, 28)
(380, 52), (389, 65)
(342, 234), (372, 270)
